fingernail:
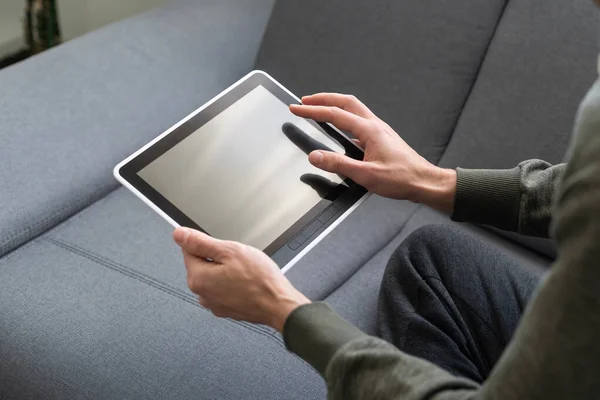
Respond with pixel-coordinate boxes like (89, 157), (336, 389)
(310, 151), (324, 164)
(174, 227), (190, 245)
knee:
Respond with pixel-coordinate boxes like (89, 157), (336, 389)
(400, 224), (458, 254)
(385, 224), (459, 279)
(380, 225), (448, 299)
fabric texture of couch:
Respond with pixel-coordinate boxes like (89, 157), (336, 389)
(1, 0), (598, 398)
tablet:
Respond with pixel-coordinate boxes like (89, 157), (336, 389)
(114, 71), (370, 273)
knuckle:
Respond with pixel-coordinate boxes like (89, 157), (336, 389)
(188, 276), (200, 293)
(235, 243), (253, 259)
(331, 154), (344, 169)
(211, 308), (227, 318)
(326, 107), (336, 122)
(346, 94), (358, 103)
(379, 120), (394, 132)
(191, 236), (204, 254)
(364, 162), (383, 179)
(360, 120), (379, 136)
(367, 119), (380, 131)
(329, 106), (342, 121)
(222, 241), (242, 258)
(197, 296), (209, 308)
(187, 273), (206, 294)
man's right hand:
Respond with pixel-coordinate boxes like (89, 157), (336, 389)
(289, 93), (457, 213)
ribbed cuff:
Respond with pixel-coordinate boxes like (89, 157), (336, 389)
(283, 302), (367, 377)
(451, 167), (522, 231)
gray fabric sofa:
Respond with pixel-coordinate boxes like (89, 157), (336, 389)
(1, 0), (598, 398)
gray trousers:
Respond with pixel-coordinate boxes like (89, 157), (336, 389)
(378, 225), (544, 383)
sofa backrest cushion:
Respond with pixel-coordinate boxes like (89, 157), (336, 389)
(438, 0), (599, 257)
(439, 0), (599, 169)
(255, 0), (507, 163)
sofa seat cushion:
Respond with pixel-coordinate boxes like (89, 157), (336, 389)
(0, 213), (324, 400)
(0, 180), (421, 398)
(40, 186), (418, 303)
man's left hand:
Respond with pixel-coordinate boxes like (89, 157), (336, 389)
(173, 227), (311, 332)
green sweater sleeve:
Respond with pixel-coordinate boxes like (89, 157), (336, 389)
(284, 78), (600, 399)
(451, 161), (565, 238)
(284, 302), (479, 399)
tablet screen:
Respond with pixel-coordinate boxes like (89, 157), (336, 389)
(138, 85), (347, 251)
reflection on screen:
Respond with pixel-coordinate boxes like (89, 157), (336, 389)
(138, 85), (346, 250)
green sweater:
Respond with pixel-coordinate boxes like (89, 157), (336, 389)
(283, 76), (600, 399)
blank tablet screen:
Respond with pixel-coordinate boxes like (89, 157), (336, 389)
(138, 85), (346, 251)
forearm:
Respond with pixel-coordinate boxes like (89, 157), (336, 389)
(284, 302), (479, 400)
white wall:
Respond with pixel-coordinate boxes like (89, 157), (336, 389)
(58, 0), (167, 40)
(56, 0), (88, 41)
(0, 0), (24, 57)
(0, 0), (166, 58)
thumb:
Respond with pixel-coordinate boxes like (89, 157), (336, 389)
(309, 150), (365, 179)
(173, 227), (226, 261)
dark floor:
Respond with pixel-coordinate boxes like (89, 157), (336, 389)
(0, 49), (30, 70)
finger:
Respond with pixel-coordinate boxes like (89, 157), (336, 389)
(174, 227), (229, 261)
(184, 253), (220, 294)
(301, 93), (376, 119)
(289, 105), (372, 142)
(197, 294), (208, 307)
(210, 307), (230, 319)
(309, 150), (367, 180)
(351, 138), (363, 149)
(182, 250), (214, 271)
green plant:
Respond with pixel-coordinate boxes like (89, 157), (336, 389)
(24, 0), (62, 54)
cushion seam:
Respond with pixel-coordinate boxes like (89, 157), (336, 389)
(434, 0), (511, 165)
(45, 238), (199, 306)
(42, 237), (285, 348)
(251, 0), (276, 68)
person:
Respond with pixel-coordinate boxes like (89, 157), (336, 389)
(171, 14), (600, 400)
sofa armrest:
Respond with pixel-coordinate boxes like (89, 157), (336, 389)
(0, 0), (274, 257)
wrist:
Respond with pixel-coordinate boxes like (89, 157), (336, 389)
(412, 167), (457, 214)
(268, 289), (311, 332)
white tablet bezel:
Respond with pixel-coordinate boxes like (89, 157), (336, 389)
(114, 70), (371, 273)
